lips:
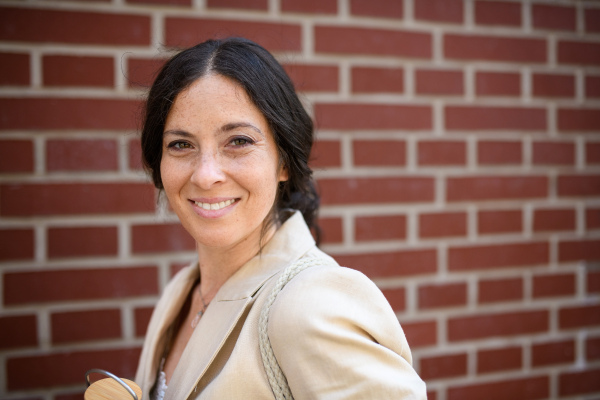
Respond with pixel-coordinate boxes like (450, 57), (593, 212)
(192, 198), (237, 211)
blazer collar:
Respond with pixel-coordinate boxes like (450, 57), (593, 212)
(164, 210), (315, 399)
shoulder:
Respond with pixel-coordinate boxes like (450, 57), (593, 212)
(263, 252), (426, 398)
(267, 252), (410, 359)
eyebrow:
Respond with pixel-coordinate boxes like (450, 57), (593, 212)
(220, 122), (264, 137)
(163, 122), (264, 138)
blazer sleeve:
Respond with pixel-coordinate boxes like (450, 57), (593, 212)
(268, 265), (427, 400)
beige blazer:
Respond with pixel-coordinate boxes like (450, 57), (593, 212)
(135, 211), (427, 399)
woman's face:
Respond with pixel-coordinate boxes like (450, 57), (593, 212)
(160, 74), (288, 251)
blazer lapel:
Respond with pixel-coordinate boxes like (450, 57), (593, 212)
(136, 263), (199, 396)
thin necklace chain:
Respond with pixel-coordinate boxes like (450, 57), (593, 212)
(191, 285), (210, 329)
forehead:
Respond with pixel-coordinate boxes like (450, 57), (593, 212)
(164, 74), (273, 140)
(166, 74), (267, 129)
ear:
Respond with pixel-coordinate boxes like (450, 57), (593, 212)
(278, 165), (289, 182)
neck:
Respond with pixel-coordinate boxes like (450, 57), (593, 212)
(196, 223), (277, 300)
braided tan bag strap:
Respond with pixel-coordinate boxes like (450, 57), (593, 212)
(259, 257), (327, 400)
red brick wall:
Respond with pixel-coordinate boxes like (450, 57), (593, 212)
(1, 0), (599, 398)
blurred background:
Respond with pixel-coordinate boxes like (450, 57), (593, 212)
(0, 0), (599, 398)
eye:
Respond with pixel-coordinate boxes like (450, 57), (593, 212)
(168, 141), (192, 150)
(230, 137), (254, 147)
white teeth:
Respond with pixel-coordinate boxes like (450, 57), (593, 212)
(195, 199), (235, 211)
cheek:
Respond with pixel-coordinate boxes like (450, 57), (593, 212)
(159, 157), (181, 195)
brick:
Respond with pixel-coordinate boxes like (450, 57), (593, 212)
(48, 226), (118, 259)
(447, 176), (547, 202)
(558, 108), (600, 131)
(51, 309), (121, 344)
(353, 140), (406, 166)
(319, 177), (434, 205)
(419, 212), (467, 238)
(284, 64), (338, 92)
(43, 55), (114, 88)
(381, 287), (405, 311)
(351, 67), (403, 93)
(532, 4), (576, 31)
(129, 138), (143, 170)
(586, 8), (600, 33)
(558, 40), (600, 66)
(449, 242), (549, 271)
(0, 139), (34, 172)
(587, 142), (600, 165)
(415, 0), (463, 23)
(448, 310), (548, 341)
(559, 239), (600, 262)
(0, 52), (30, 85)
(532, 339), (575, 366)
(46, 139), (118, 171)
(170, 262), (189, 277)
(478, 209), (522, 234)
(281, 0), (336, 14)
(0, 98), (141, 130)
(333, 249), (437, 278)
(477, 141), (522, 165)
(533, 208), (576, 232)
(0, 183), (155, 216)
(315, 26), (431, 58)
(403, 320), (437, 347)
(587, 76), (600, 98)
(3, 266), (158, 305)
(128, 57), (167, 88)
(475, 1), (521, 26)
(532, 73), (575, 98)
(416, 69), (463, 95)
(355, 215), (406, 241)
(315, 103), (431, 130)
(447, 376), (549, 400)
(311, 140), (341, 168)
(558, 175), (600, 197)
(7, 347), (140, 390)
(135, 306), (154, 337)
(478, 277), (523, 303)
(446, 106), (546, 130)
(319, 217), (343, 244)
(55, 393), (86, 400)
(349, 0), (403, 19)
(559, 368), (600, 396)
(587, 207), (600, 229)
(533, 273), (576, 298)
(533, 141), (575, 165)
(418, 141), (466, 166)
(477, 346), (522, 373)
(0, 7), (150, 46)
(418, 282), (467, 309)
(420, 353), (467, 380)
(0, 228), (34, 261)
(589, 270), (600, 293)
(0, 315), (37, 349)
(165, 17), (301, 51)
(588, 336), (600, 360)
(206, 0), (266, 10)
(444, 34), (546, 63)
(131, 223), (195, 254)
(128, 0), (190, 4)
(476, 71), (521, 96)
(559, 304), (600, 329)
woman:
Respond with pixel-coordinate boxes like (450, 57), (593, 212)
(135, 37), (426, 399)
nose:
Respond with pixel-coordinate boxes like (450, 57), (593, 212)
(190, 150), (226, 190)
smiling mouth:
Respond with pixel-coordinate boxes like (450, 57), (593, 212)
(194, 199), (237, 210)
